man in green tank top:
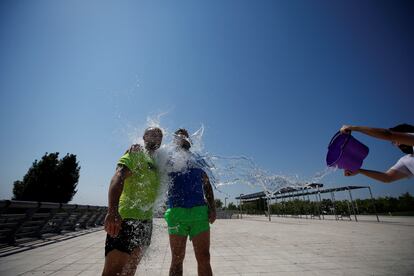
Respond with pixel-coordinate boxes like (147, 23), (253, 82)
(102, 127), (163, 276)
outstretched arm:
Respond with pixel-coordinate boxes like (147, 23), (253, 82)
(105, 165), (132, 237)
(340, 125), (414, 146)
(344, 168), (408, 183)
(202, 172), (216, 224)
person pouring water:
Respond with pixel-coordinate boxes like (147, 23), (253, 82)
(340, 124), (414, 183)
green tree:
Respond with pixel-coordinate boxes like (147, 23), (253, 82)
(12, 152), (80, 203)
(398, 192), (414, 212)
(215, 199), (223, 209)
(227, 202), (238, 210)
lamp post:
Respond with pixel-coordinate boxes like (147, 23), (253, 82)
(239, 194), (244, 219)
(224, 197), (228, 209)
(267, 194), (272, 222)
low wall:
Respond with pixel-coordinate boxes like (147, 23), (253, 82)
(0, 200), (107, 245)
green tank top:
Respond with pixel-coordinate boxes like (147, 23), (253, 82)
(117, 151), (160, 220)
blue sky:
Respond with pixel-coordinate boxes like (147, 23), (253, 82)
(0, 0), (413, 205)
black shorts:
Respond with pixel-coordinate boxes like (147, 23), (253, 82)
(105, 219), (153, 256)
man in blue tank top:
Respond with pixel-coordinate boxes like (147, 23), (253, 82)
(164, 129), (216, 276)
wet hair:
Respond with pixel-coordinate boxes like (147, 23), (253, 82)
(144, 127), (163, 137)
(389, 123), (414, 154)
(174, 128), (191, 149)
(174, 128), (189, 138)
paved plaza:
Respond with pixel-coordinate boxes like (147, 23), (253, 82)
(0, 216), (413, 275)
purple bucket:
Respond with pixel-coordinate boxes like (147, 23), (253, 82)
(326, 131), (369, 172)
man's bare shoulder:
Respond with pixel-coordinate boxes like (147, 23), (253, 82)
(115, 164), (132, 179)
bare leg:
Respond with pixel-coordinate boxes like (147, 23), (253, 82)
(169, 234), (187, 276)
(192, 230), (212, 276)
(102, 249), (130, 276)
(102, 247), (146, 276)
(122, 246), (146, 276)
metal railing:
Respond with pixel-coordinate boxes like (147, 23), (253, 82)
(0, 200), (107, 245)
(236, 185), (380, 222)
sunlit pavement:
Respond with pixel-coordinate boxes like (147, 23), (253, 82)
(1, 216), (413, 275)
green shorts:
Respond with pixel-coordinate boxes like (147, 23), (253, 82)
(164, 205), (210, 240)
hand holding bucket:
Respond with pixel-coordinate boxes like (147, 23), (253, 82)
(326, 131), (369, 172)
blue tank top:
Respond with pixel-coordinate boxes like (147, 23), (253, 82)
(168, 167), (206, 208)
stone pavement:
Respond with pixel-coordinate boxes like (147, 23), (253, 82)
(1, 216), (413, 275)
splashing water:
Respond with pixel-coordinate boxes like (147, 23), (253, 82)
(153, 122), (336, 204)
(126, 115), (338, 211)
(200, 154), (307, 198)
(120, 112), (340, 220)
(310, 166), (338, 183)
